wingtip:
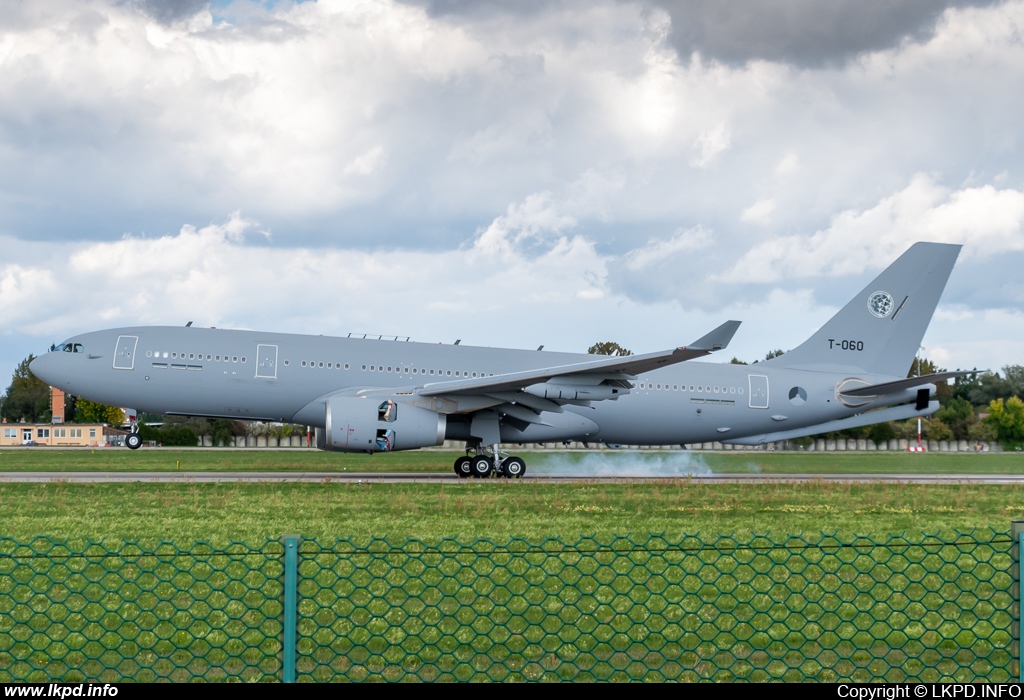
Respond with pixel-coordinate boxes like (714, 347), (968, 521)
(688, 319), (742, 352)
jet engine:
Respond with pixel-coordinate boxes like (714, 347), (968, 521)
(316, 396), (446, 453)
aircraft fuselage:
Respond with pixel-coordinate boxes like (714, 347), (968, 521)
(30, 325), (931, 447)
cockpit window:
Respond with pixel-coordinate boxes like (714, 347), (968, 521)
(74, 344), (84, 353)
(56, 343), (83, 353)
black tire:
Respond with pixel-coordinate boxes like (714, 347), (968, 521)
(503, 456), (526, 479)
(454, 456), (473, 478)
(126, 434), (142, 450)
(471, 456), (492, 478)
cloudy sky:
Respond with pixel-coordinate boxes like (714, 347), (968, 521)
(2, 0), (1023, 389)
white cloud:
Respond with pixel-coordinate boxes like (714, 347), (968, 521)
(3, 1), (1024, 381)
(720, 174), (1024, 283)
(739, 198), (775, 224)
(343, 147), (387, 176)
(774, 152), (799, 176)
(690, 123), (731, 168)
(0, 207), (605, 340)
(624, 226), (713, 271)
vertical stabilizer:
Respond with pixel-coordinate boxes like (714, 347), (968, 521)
(769, 242), (961, 376)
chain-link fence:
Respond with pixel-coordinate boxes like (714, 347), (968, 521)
(0, 531), (1017, 682)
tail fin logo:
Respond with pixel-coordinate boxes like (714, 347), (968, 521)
(867, 291), (895, 318)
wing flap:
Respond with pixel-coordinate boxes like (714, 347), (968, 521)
(499, 403), (549, 425)
(483, 392), (564, 414)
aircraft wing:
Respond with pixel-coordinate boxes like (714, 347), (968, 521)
(418, 320), (741, 399)
(839, 370), (984, 398)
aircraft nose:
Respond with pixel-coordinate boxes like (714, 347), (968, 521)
(29, 353), (59, 386)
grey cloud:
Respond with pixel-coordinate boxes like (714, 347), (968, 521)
(401, 0), (1001, 65)
(395, 0), (566, 20)
(128, 0), (208, 25)
(651, 0), (1000, 66)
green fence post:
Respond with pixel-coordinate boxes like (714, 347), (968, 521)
(1013, 521), (1024, 683)
(282, 534), (301, 683)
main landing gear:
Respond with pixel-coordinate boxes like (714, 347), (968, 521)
(453, 444), (527, 479)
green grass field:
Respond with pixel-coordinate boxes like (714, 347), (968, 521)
(0, 446), (1021, 473)
(2, 479), (1022, 542)
(3, 448), (1022, 543)
(3, 450), (1020, 683)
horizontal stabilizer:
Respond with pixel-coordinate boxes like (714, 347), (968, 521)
(723, 400), (939, 446)
(840, 370), (984, 398)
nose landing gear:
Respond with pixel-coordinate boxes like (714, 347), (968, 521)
(125, 411), (142, 450)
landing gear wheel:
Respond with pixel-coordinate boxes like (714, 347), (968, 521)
(454, 456), (473, 478)
(126, 433), (142, 450)
(503, 457), (526, 479)
(470, 455), (493, 478)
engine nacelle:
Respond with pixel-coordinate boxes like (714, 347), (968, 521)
(317, 396), (446, 453)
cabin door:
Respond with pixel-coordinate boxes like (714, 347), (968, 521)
(748, 375), (769, 409)
(255, 344), (278, 379)
(113, 335), (138, 370)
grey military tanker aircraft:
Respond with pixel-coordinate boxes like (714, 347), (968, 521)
(30, 242), (972, 478)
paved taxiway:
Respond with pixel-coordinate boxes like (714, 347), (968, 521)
(2, 471), (1024, 484)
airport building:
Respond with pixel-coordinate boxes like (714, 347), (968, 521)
(1, 422), (129, 447)
(0, 387), (128, 447)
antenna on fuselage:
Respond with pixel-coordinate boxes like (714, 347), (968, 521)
(537, 345), (544, 351)
(185, 321), (193, 327)
(454, 340), (461, 345)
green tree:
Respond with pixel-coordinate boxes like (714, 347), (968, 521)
(587, 342), (632, 357)
(934, 396), (979, 441)
(955, 371), (1013, 407)
(866, 421), (896, 443)
(210, 419), (247, 446)
(892, 419), (922, 441)
(1, 356), (51, 423)
(159, 426), (199, 447)
(985, 397), (1024, 448)
(909, 356), (943, 377)
(923, 418), (954, 442)
(74, 399), (125, 427)
(1002, 365), (1024, 398)
(729, 357), (748, 365)
(752, 349), (785, 364)
(138, 422), (199, 447)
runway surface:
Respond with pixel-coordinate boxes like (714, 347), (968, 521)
(2, 471), (1024, 484)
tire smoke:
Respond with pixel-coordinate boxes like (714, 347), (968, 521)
(529, 451), (753, 477)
